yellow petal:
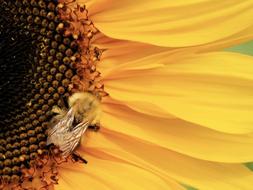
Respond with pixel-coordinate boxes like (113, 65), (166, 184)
(94, 34), (174, 77)
(56, 154), (178, 190)
(196, 25), (253, 52)
(81, 128), (253, 190)
(101, 100), (253, 163)
(56, 163), (111, 190)
(85, 0), (253, 47)
(103, 52), (253, 134)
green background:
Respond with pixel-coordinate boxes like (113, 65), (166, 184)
(227, 40), (253, 56)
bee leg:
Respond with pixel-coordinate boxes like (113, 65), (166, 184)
(88, 124), (100, 131)
(72, 153), (88, 164)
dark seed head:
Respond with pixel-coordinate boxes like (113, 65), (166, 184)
(0, 0), (80, 184)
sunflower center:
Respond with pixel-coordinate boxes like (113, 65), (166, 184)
(0, 0), (101, 186)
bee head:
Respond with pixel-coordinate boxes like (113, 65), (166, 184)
(68, 92), (101, 125)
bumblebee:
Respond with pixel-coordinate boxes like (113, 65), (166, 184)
(47, 92), (101, 157)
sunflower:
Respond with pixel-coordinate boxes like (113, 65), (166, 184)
(1, 0), (253, 189)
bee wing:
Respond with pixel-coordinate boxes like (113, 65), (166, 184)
(47, 108), (75, 146)
(60, 120), (90, 157)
